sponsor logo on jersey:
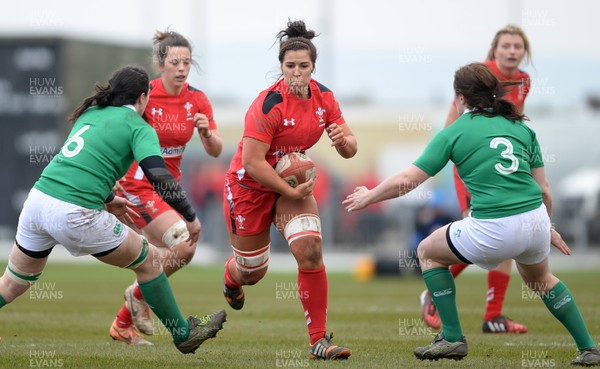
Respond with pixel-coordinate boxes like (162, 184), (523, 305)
(316, 107), (326, 126)
(161, 145), (185, 158)
(553, 295), (572, 310)
(432, 288), (453, 297)
(283, 118), (295, 127)
(454, 228), (462, 238)
(151, 107), (163, 117)
(184, 102), (193, 120)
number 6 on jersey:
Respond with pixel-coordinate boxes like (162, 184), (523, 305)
(61, 125), (91, 158)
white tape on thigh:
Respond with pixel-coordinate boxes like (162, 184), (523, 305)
(231, 244), (270, 273)
(162, 220), (190, 249)
(6, 260), (42, 286)
(283, 214), (322, 245)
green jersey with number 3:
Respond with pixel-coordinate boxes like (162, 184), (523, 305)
(34, 106), (161, 210)
(413, 112), (544, 219)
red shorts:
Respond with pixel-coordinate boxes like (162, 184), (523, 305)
(453, 166), (472, 213)
(118, 187), (176, 229)
(223, 175), (278, 236)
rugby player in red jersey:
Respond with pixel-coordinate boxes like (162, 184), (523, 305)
(421, 24), (532, 334)
(221, 20), (357, 360)
(109, 29), (223, 346)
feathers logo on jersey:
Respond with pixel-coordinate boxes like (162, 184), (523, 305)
(184, 102), (193, 120)
(316, 107), (326, 126)
(236, 215), (246, 230)
(283, 118), (295, 127)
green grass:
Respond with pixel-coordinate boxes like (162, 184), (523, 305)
(0, 262), (598, 368)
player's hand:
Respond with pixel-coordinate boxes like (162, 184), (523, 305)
(285, 176), (318, 200)
(342, 186), (370, 212)
(185, 217), (201, 246)
(194, 113), (211, 138)
(327, 124), (346, 147)
(112, 180), (125, 194)
(104, 196), (139, 224)
(551, 228), (571, 255)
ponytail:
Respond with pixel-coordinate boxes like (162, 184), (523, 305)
(68, 65), (149, 124)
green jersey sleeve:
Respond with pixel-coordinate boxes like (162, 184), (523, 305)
(130, 122), (161, 163)
(413, 132), (452, 176)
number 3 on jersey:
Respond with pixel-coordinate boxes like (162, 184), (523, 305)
(490, 137), (519, 175)
(61, 125), (91, 158)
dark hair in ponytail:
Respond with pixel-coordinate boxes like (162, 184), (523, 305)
(69, 65), (149, 124)
(276, 20), (318, 65)
(453, 62), (527, 122)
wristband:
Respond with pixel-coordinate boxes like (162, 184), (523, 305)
(184, 212), (197, 222)
(104, 191), (115, 203)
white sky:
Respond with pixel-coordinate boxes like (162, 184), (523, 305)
(2, 0), (599, 108)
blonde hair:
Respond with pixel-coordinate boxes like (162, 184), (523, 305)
(486, 24), (532, 65)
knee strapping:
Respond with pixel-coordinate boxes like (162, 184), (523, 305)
(284, 214), (322, 245)
(126, 236), (150, 269)
(6, 260), (42, 286)
(231, 244), (270, 272)
(162, 220), (190, 249)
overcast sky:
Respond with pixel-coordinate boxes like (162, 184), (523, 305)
(2, 0), (599, 108)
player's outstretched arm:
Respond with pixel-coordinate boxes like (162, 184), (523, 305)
(343, 164), (429, 212)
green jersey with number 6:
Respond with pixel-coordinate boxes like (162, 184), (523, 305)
(34, 106), (161, 210)
(413, 112), (544, 219)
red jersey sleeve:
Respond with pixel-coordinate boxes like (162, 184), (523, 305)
(192, 90), (217, 130)
(243, 92), (282, 145)
(324, 92), (345, 128)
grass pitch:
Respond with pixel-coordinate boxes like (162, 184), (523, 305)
(0, 261), (598, 368)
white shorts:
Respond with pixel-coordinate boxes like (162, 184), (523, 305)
(16, 188), (128, 257)
(447, 204), (551, 270)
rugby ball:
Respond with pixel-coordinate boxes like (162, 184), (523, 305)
(275, 152), (316, 188)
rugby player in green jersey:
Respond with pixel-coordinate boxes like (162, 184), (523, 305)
(344, 63), (599, 366)
(0, 65), (225, 354)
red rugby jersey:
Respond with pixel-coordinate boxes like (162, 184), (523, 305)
(227, 78), (345, 192)
(484, 60), (530, 111)
(121, 78), (216, 191)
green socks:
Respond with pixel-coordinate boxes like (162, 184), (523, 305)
(138, 272), (189, 343)
(0, 293), (6, 308)
(542, 281), (595, 350)
(422, 267), (463, 341)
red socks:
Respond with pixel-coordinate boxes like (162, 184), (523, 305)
(115, 284), (143, 328)
(449, 264), (468, 278)
(115, 305), (133, 328)
(484, 270), (510, 321)
(133, 284), (143, 300)
(298, 267), (328, 345)
(224, 256), (241, 289)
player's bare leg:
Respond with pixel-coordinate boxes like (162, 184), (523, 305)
(0, 243), (48, 307)
(516, 259), (599, 366)
(277, 195), (350, 360)
(223, 228), (271, 310)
